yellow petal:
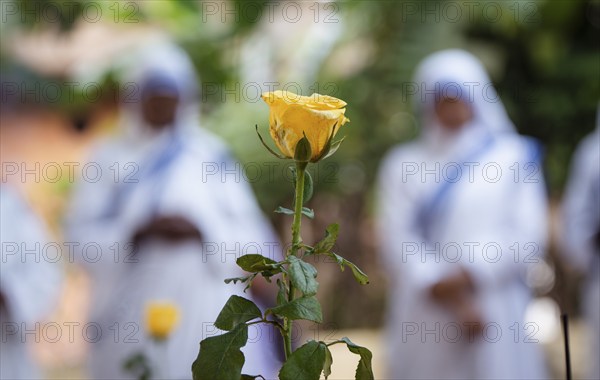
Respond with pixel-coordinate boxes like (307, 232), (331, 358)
(279, 105), (347, 160)
(262, 91), (349, 160)
(145, 302), (180, 340)
(305, 93), (347, 109)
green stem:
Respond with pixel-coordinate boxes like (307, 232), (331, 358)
(283, 161), (306, 360)
(247, 319), (284, 332)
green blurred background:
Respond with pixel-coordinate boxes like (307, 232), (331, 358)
(0, 1), (598, 374)
(3, 0), (598, 197)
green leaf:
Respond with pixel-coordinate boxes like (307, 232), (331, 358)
(323, 136), (345, 160)
(290, 167), (314, 204)
(192, 324), (248, 380)
(275, 205), (313, 219)
(326, 253), (369, 285)
(323, 346), (333, 379)
(328, 252), (345, 270)
(303, 170), (314, 204)
(276, 279), (287, 306)
(294, 134), (312, 162)
(274, 206), (295, 215)
(346, 260), (370, 285)
(307, 232), (370, 284)
(230, 273), (258, 292)
(214, 296), (262, 331)
(224, 275), (252, 285)
(279, 340), (327, 380)
(341, 337), (374, 380)
(302, 207), (315, 219)
(255, 125), (287, 159)
(313, 224), (339, 253)
(236, 254), (280, 273)
(241, 375), (264, 380)
(267, 296), (323, 323)
(122, 352), (152, 380)
(288, 256), (319, 296)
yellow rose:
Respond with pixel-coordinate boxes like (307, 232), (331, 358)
(261, 90), (349, 162)
(145, 302), (180, 340)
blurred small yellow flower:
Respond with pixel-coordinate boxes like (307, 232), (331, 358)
(261, 90), (349, 162)
(145, 302), (180, 340)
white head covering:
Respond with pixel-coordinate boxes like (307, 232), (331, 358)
(82, 40), (229, 221)
(101, 39), (229, 179)
(412, 49), (516, 151)
(66, 42), (282, 374)
(114, 38), (203, 142)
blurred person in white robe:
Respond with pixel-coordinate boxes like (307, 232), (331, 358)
(377, 50), (549, 379)
(64, 40), (280, 379)
(1, 185), (63, 379)
(561, 107), (600, 380)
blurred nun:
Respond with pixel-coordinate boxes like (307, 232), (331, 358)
(1, 184), (62, 379)
(561, 107), (600, 380)
(377, 50), (549, 379)
(65, 41), (280, 379)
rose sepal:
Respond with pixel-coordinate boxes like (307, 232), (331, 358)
(255, 124), (287, 159)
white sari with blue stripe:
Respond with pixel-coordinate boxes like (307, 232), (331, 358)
(561, 114), (600, 380)
(65, 41), (280, 380)
(378, 50), (549, 380)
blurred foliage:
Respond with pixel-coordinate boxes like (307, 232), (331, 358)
(196, 0), (599, 213)
(1, 0), (148, 31)
(465, 0), (600, 194)
(3, 0), (597, 197)
(1, 0), (598, 327)
(318, 0), (599, 199)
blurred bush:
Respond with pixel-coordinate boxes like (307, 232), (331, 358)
(2, 0), (598, 327)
